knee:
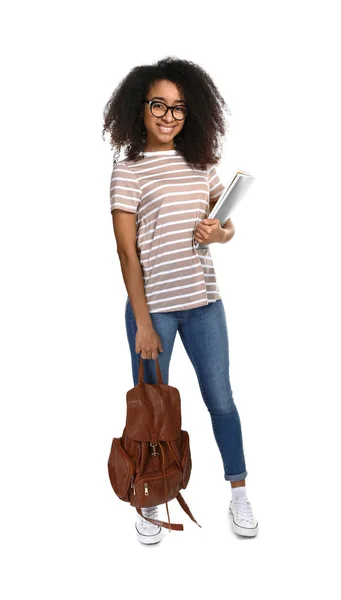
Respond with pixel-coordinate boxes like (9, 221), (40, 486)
(206, 389), (236, 416)
(208, 402), (237, 416)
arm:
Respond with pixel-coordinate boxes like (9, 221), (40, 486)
(112, 210), (153, 328)
(110, 166), (163, 359)
(109, 165), (153, 328)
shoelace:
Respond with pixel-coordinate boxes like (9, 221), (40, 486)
(140, 506), (159, 528)
(233, 497), (254, 523)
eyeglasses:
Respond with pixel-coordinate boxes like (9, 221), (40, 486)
(144, 99), (188, 121)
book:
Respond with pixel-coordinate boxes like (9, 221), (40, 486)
(194, 169), (255, 249)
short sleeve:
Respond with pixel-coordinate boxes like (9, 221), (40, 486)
(110, 164), (141, 214)
(208, 165), (225, 204)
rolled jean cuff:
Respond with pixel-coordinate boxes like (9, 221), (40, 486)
(224, 470), (248, 482)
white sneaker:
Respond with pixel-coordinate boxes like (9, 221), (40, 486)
(229, 498), (258, 537)
(135, 506), (164, 545)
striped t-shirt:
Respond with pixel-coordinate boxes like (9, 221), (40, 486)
(110, 149), (225, 313)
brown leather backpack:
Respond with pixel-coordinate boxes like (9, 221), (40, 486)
(108, 356), (201, 532)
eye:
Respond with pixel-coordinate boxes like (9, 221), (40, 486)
(174, 105), (187, 115)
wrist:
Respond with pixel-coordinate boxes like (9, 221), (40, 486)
(219, 228), (229, 243)
(137, 320), (153, 330)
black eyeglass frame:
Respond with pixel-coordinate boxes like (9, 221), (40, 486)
(144, 99), (188, 121)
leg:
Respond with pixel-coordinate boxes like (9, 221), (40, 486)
(125, 296), (179, 385)
(178, 300), (248, 482)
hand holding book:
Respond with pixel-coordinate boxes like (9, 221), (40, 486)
(194, 218), (229, 245)
(194, 169), (255, 249)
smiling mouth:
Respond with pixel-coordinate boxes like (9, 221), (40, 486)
(157, 124), (176, 133)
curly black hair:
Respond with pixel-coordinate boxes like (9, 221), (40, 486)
(102, 56), (231, 170)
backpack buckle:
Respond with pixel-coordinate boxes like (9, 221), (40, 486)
(150, 442), (159, 457)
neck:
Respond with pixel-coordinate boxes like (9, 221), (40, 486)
(143, 144), (176, 152)
(143, 133), (176, 153)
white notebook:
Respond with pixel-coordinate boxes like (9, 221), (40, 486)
(194, 169), (255, 249)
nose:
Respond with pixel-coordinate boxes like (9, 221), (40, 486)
(161, 109), (175, 124)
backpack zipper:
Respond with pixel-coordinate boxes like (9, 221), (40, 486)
(133, 467), (182, 495)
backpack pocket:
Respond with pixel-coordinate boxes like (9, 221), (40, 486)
(108, 437), (135, 501)
(130, 467), (183, 508)
(180, 430), (192, 489)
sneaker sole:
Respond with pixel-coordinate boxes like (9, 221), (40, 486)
(135, 524), (164, 545)
(229, 507), (258, 537)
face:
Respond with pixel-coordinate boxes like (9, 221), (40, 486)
(143, 79), (187, 151)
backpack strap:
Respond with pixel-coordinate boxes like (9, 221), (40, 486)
(135, 507), (183, 531)
(176, 491), (202, 528)
(136, 493), (202, 531)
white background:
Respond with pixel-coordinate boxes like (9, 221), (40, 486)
(1, 0), (341, 597)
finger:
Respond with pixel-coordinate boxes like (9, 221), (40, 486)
(197, 224), (209, 233)
(195, 228), (204, 236)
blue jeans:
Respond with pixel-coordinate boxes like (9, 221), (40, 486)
(125, 297), (248, 482)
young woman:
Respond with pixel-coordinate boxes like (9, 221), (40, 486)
(102, 56), (258, 544)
